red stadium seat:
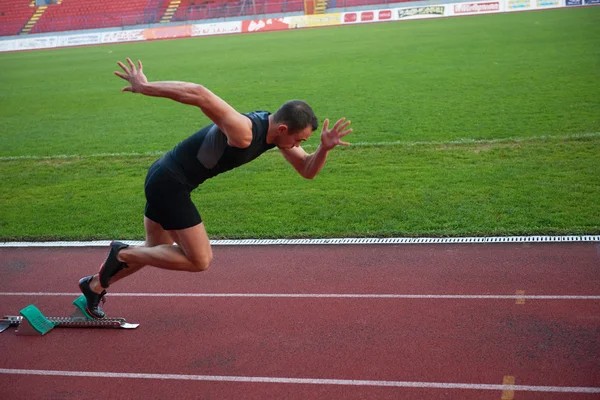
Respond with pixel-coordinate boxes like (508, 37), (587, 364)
(0, 0), (36, 36)
(29, 0), (155, 34)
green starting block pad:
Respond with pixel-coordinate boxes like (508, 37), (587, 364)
(0, 297), (139, 336)
(72, 295), (95, 320)
(19, 304), (56, 336)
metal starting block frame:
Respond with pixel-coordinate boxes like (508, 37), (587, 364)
(0, 295), (139, 336)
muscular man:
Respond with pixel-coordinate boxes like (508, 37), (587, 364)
(78, 58), (353, 318)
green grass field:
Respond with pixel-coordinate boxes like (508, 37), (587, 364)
(0, 7), (599, 240)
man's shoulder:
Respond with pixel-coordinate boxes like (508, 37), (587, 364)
(243, 110), (271, 131)
(244, 110), (271, 119)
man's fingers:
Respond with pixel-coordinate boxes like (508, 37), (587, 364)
(114, 71), (129, 80)
(322, 118), (330, 132)
(127, 58), (137, 73)
(339, 120), (352, 132)
(332, 117), (346, 132)
(122, 86), (132, 92)
(338, 140), (351, 146)
(138, 59), (143, 71)
(117, 61), (130, 74)
(339, 128), (353, 138)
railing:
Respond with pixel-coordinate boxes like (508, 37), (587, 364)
(38, 10), (162, 28)
(172, 1), (304, 21)
(0, 21), (26, 36)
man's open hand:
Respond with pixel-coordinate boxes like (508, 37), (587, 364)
(114, 58), (148, 93)
(321, 117), (353, 151)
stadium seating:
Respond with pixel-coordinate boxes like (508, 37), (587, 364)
(146, 0), (169, 10)
(264, 1), (285, 14)
(0, 0), (35, 36)
(30, 0), (158, 34)
(241, 0), (304, 15)
(173, 0), (302, 22)
(173, 0), (215, 22)
(0, 0), (396, 37)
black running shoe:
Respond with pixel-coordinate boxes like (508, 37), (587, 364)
(78, 276), (106, 319)
(98, 241), (129, 289)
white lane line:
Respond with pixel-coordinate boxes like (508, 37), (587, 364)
(1, 235), (599, 247)
(0, 151), (166, 161)
(0, 369), (598, 393)
(2, 132), (599, 161)
(0, 292), (598, 300)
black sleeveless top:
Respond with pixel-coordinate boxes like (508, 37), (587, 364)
(160, 111), (276, 188)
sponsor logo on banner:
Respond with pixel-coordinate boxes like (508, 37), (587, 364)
(242, 18), (290, 33)
(15, 36), (58, 50)
(536, 0), (560, 6)
(398, 6), (445, 18)
(143, 25), (193, 40)
(191, 22), (241, 36)
(361, 11), (374, 21)
(58, 34), (102, 47)
(343, 10), (393, 24)
(344, 13), (357, 23)
(507, 0), (531, 10)
(565, 0), (582, 4)
(454, 2), (500, 13)
(102, 30), (145, 43)
(288, 13), (341, 28)
(379, 10), (392, 20)
(584, 0), (599, 4)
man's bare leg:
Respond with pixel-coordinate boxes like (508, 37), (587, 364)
(104, 217), (175, 284)
(89, 217), (213, 293)
(117, 219), (213, 272)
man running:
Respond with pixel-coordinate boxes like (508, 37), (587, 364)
(78, 58), (353, 318)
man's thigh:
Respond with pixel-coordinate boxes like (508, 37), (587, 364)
(144, 159), (202, 231)
(144, 217), (174, 247)
(168, 222), (213, 269)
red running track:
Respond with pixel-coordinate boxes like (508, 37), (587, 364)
(0, 242), (599, 399)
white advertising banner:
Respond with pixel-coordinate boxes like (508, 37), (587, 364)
(506, 0), (535, 10)
(449, 1), (504, 15)
(396, 5), (447, 20)
(101, 29), (145, 44)
(14, 36), (58, 51)
(191, 21), (241, 37)
(0, 40), (16, 53)
(57, 33), (102, 47)
(535, 0), (564, 8)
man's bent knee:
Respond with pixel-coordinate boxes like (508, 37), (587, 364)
(189, 252), (213, 272)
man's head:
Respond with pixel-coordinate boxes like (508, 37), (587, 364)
(271, 100), (318, 149)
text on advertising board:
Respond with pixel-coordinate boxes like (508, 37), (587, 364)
(454, 2), (500, 13)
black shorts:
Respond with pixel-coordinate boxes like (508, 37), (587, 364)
(144, 159), (202, 230)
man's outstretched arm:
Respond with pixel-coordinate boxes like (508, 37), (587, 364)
(280, 118), (353, 179)
(114, 58), (252, 148)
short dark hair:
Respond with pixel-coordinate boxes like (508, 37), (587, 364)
(272, 100), (318, 134)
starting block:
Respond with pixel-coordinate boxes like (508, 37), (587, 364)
(0, 295), (139, 336)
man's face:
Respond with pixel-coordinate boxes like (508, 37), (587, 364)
(275, 125), (314, 150)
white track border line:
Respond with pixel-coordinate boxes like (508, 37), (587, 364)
(1, 235), (599, 247)
(0, 369), (598, 393)
(1, 132), (599, 161)
(0, 292), (599, 300)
